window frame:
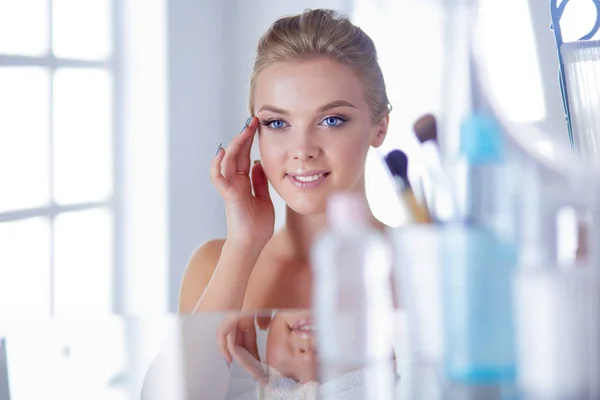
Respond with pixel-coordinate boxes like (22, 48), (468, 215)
(0, 0), (123, 316)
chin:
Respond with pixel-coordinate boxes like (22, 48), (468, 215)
(284, 194), (329, 216)
(271, 175), (364, 215)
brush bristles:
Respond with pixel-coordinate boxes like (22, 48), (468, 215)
(413, 113), (437, 143)
(385, 149), (409, 183)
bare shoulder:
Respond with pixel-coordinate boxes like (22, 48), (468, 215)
(178, 238), (226, 313)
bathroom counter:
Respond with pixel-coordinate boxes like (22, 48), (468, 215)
(0, 311), (520, 399)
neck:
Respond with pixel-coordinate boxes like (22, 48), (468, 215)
(281, 185), (385, 262)
(282, 207), (329, 261)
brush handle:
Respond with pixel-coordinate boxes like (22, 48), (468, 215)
(403, 189), (432, 224)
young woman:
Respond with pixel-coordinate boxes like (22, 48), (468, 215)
(179, 8), (391, 314)
(141, 12), (397, 397)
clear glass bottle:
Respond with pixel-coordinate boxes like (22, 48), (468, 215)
(311, 191), (396, 398)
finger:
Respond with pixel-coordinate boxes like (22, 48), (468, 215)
(210, 146), (234, 198)
(226, 329), (237, 361)
(216, 316), (236, 364)
(251, 160), (271, 202)
(217, 332), (232, 365)
(237, 314), (256, 331)
(235, 116), (258, 175)
(236, 315), (260, 360)
(241, 326), (260, 362)
(234, 315), (256, 352)
(222, 117), (256, 179)
(234, 322), (244, 347)
(231, 346), (269, 386)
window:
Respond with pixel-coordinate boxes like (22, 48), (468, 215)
(0, 0), (118, 317)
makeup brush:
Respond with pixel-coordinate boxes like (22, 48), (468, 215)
(413, 114), (441, 216)
(385, 149), (432, 224)
(412, 114), (459, 222)
(413, 113), (438, 145)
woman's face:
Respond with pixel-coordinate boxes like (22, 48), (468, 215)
(253, 58), (388, 215)
(265, 310), (316, 383)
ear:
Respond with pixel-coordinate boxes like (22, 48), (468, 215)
(370, 114), (389, 148)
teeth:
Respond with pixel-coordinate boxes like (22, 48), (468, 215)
(298, 324), (314, 331)
(295, 174), (321, 182)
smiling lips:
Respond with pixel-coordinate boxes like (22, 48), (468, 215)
(287, 170), (330, 189)
(292, 319), (315, 337)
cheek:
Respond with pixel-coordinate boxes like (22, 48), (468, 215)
(265, 323), (288, 365)
(326, 131), (372, 166)
(258, 135), (286, 179)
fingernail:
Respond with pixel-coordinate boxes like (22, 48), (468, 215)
(240, 116), (252, 133)
(214, 143), (222, 156)
(223, 357), (230, 369)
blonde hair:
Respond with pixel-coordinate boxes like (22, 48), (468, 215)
(249, 9), (391, 122)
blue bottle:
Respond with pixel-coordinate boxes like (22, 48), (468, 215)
(441, 113), (519, 383)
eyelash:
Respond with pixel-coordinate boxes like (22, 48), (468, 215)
(259, 115), (349, 131)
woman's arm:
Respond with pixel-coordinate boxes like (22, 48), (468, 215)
(179, 116), (274, 313)
(178, 239), (265, 313)
(178, 239), (223, 313)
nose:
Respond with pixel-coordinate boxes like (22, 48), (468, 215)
(290, 129), (319, 161)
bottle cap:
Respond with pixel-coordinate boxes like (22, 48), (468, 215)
(460, 113), (504, 164)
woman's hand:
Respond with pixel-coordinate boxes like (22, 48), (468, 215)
(211, 116), (275, 249)
(217, 313), (269, 386)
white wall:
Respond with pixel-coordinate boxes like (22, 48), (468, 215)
(166, 0), (227, 313)
(121, 0), (169, 315)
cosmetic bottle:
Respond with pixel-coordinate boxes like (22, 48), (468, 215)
(311, 191), (396, 398)
(513, 165), (600, 399)
(441, 113), (519, 383)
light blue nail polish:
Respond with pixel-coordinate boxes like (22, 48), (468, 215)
(215, 143), (223, 156)
(240, 116), (252, 133)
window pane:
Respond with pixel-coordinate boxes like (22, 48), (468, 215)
(52, 0), (112, 60)
(53, 68), (113, 205)
(0, 217), (51, 316)
(53, 208), (113, 315)
(0, 67), (50, 213)
(0, 0), (49, 56)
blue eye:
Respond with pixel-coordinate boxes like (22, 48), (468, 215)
(321, 116), (346, 127)
(267, 119), (286, 130)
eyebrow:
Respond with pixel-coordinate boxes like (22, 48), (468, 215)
(257, 100), (356, 116)
(318, 100), (356, 112)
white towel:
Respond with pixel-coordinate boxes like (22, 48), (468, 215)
(261, 360), (400, 400)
